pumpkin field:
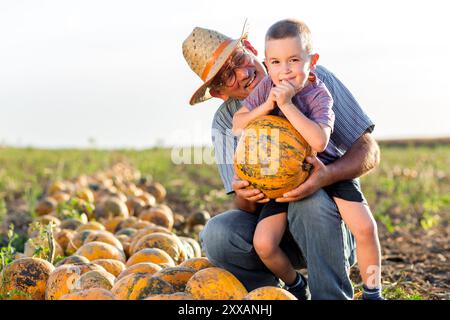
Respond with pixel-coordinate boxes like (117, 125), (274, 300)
(0, 141), (449, 300)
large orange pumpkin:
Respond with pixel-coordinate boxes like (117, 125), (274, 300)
(185, 267), (248, 300)
(153, 267), (196, 292)
(244, 286), (297, 300)
(234, 115), (314, 199)
(145, 292), (193, 300)
(45, 263), (107, 300)
(111, 273), (173, 300)
(0, 258), (54, 300)
(117, 262), (162, 280)
(91, 259), (126, 277)
(180, 257), (214, 272)
(75, 241), (126, 262)
(59, 288), (117, 300)
(131, 232), (185, 264)
(126, 248), (175, 267)
(72, 270), (115, 291)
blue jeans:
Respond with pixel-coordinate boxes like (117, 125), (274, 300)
(200, 189), (357, 300)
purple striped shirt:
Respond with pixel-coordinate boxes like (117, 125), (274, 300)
(243, 74), (339, 163)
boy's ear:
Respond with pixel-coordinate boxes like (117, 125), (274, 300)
(262, 59), (268, 72)
(310, 53), (320, 70)
(209, 88), (229, 101)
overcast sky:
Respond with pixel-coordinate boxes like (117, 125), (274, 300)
(0, 0), (449, 148)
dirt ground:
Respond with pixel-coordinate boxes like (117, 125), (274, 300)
(3, 187), (449, 300)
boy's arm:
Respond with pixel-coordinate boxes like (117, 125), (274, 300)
(232, 102), (274, 136)
(280, 102), (331, 152)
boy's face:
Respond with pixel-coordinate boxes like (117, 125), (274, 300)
(264, 36), (317, 92)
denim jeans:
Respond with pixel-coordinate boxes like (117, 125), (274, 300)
(200, 189), (357, 300)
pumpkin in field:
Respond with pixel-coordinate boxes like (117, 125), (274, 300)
(244, 286), (297, 300)
(75, 241), (126, 262)
(72, 270), (115, 291)
(179, 236), (202, 259)
(55, 255), (90, 267)
(101, 216), (126, 233)
(76, 188), (95, 203)
(91, 259), (126, 277)
(128, 226), (172, 254)
(126, 197), (146, 216)
(180, 257), (214, 272)
(0, 258), (55, 300)
(35, 197), (58, 216)
(187, 210), (210, 229)
(45, 263), (107, 300)
(234, 115), (314, 199)
(65, 229), (97, 255)
(132, 232), (185, 263)
(95, 197), (129, 220)
(60, 218), (84, 231)
(138, 207), (174, 230)
(146, 182), (167, 203)
(153, 267), (196, 292)
(111, 273), (174, 300)
(126, 248), (175, 267)
(46, 264), (84, 300)
(76, 221), (105, 232)
(145, 292), (193, 300)
(185, 267), (248, 300)
(117, 262), (162, 280)
(83, 230), (124, 251)
(54, 229), (76, 253)
(59, 288), (117, 300)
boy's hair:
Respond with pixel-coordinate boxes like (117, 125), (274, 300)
(265, 19), (313, 55)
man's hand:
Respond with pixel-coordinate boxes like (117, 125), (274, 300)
(275, 156), (329, 203)
(232, 175), (270, 203)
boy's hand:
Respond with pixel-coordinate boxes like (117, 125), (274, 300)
(232, 175), (270, 203)
(273, 80), (296, 108)
(263, 88), (278, 113)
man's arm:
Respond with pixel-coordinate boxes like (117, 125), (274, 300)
(276, 131), (380, 202)
(326, 131), (380, 183)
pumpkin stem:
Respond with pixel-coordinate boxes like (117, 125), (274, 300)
(46, 223), (56, 264)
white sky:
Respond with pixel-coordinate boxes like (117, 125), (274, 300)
(0, 0), (449, 148)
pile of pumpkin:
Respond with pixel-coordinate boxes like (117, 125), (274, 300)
(0, 163), (297, 300)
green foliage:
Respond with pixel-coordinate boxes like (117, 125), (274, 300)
(0, 224), (18, 272)
(382, 286), (424, 300)
(27, 221), (57, 263)
(0, 198), (6, 224)
(56, 198), (91, 222)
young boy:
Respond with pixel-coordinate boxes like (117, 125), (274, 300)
(233, 19), (384, 300)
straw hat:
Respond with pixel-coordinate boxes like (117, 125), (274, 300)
(182, 27), (247, 105)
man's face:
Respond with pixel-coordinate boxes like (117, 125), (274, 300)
(212, 48), (266, 100)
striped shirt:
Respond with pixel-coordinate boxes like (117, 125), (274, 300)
(211, 65), (375, 194)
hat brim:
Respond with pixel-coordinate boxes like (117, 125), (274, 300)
(189, 39), (241, 106)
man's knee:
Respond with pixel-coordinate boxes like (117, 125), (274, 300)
(200, 210), (257, 262)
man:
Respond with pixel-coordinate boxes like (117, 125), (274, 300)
(182, 27), (380, 300)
